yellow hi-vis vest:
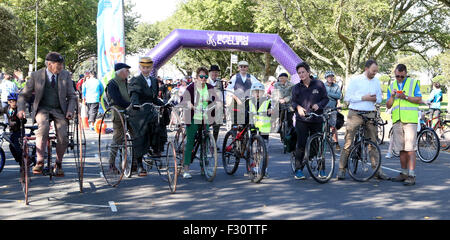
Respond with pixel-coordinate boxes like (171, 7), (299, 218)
(389, 77), (420, 124)
(249, 99), (271, 134)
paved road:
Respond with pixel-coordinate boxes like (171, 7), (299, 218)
(1, 125), (450, 220)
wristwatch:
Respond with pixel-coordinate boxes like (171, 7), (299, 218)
(405, 96), (409, 101)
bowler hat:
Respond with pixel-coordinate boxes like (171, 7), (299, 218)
(209, 65), (220, 72)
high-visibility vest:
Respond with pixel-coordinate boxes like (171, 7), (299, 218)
(389, 77), (420, 124)
(249, 99), (271, 134)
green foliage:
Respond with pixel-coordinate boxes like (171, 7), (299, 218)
(127, 22), (160, 55)
(0, 3), (26, 71)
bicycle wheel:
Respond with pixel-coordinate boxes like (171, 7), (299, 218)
(98, 107), (128, 187)
(164, 141), (178, 192)
(417, 128), (440, 163)
(377, 123), (385, 145)
(248, 135), (268, 183)
(347, 140), (381, 182)
(200, 132), (218, 182)
(388, 128), (400, 157)
(174, 126), (185, 153)
(70, 110), (86, 192)
(123, 133), (133, 178)
(305, 134), (335, 183)
(0, 147), (5, 173)
(440, 130), (450, 150)
(281, 120), (289, 154)
(290, 151), (296, 173)
(222, 130), (240, 175)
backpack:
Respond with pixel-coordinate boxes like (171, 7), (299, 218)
(284, 127), (297, 153)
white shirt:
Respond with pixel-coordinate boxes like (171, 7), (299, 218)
(344, 73), (382, 111)
(0, 79), (18, 102)
(142, 74), (151, 87)
(46, 68), (58, 84)
(226, 73), (260, 92)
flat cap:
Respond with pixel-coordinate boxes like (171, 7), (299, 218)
(139, 57), (153, 66)
(114, 63), (131, 71)
(45, 52), (64, 63)
(238, 60), (249, 66)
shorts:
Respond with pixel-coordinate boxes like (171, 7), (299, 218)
(392, 121), (418, 152)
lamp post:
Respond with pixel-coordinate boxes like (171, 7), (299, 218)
(34, 0), (38, 72)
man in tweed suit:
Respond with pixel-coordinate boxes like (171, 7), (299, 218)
(17, 52), (78, 177)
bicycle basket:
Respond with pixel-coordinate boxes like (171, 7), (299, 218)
(336, 112), (345, 130)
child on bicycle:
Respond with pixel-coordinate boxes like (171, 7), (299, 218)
(0, 92), (26, 167)
(249, 82), (272, 143)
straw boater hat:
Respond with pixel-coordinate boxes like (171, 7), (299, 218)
(139, 57), (153, 66)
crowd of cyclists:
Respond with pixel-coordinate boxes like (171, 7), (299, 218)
(0, 52), (446, 188)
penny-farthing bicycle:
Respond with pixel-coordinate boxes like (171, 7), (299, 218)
(98, 103), (178, 192)
(19, 105), (86, 205)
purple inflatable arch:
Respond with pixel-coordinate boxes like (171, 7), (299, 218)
(145, 29), (302, 84)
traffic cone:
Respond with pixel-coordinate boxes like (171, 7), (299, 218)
(81, 102), (89, 129)
(95, 119), (107, 134)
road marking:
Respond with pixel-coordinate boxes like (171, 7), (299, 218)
(109, 201), (118, 212)
(334, 154), (400, 173)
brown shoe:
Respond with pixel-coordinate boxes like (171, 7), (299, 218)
(404, 176), (416, 186)
(375, 171), (391, 180)
(53, 167), (65, 177)
(335, 143), (341, 151)
(137, 167), (147, 177)
(32, 162), (44, 175)
(391, 173), (408, 182)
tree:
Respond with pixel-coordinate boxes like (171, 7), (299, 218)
(0, 3), (26, 71)
(127, 22), (160, 55)
(253, 0), (449, 89)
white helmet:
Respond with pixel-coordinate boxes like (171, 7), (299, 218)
(251, 82), (265, 92)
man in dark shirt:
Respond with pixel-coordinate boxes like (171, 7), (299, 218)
(291, 62), (329, 180)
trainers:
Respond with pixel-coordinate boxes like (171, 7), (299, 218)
(403, 176), (416, 186)
(391, 173), (408, 182)
(337, 169), (346, 180)
(385, 153), (392, 159)
(183, 172), (192, 179)
(294, 169), (306, 180)
(318, 170), (327, 178)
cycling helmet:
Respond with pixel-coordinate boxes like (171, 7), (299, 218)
(7, 92), (18, 101)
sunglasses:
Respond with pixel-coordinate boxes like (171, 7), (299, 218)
(198, 75), (209, 79)
(395, 75), (406, 79)
(239, 65), (248, 68)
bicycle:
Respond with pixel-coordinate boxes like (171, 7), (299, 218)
(296, 107), (340, 183)
(173, 104), (218, 183)
(346, 111), (382, 182)
(221, 100), (268, 183)
(98, 103), (178, 192)
(423, 106), (450, 151)
(388, 111), (441, 163)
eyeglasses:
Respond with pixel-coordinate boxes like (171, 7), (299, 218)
(198, 75), (209, 79)
(395, 75), (406, 79)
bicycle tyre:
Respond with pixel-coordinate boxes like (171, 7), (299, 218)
(248, 135), (268, 183)
(388, 128), (400, 157)
(71, 109), (86, 192)
(174, 126), (185, 154)
(417, 127), (440, 163)
(0, 147), (5, 173)
(305, 134), (335, 184)
(347, 140), (381, 182)
(164, 141), (178, 193)
(201, 132), (218, 182)
(123, 132), (133, 178)
(222, 130), (240, 175)
(281, 120), (289, 154)
(98, 107), (127, 187)
(20, 141), (29, 205)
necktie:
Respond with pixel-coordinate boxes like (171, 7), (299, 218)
(51, 75), (56, 88)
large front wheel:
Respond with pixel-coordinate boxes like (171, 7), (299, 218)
(305, 134), (335, 183)
(347, 140), (381, 182)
